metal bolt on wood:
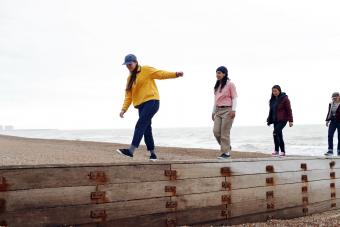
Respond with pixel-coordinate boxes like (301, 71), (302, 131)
(301, 175), (308, 182)
(166, 201), (177, 209)
(220, 167), (231, 177)
(88, 171), (107, 183)
(330, 172), (336, 179)
(266, 165), (274, 173)
(266, 177), (274, 185)
(302, 186), (308, 193)
(166, 217), (177, 227)
(222, 181), (231, 190)
(164, 170), (177, 180)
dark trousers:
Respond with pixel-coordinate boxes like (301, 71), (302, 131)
(328, 117), (340, 153)
(273, 121), (287, 152)
(131, 100), (159, 151)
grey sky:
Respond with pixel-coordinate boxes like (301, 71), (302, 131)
(1, 0), (339, 129)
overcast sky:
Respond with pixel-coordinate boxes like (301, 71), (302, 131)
(1, 0), (339, 129)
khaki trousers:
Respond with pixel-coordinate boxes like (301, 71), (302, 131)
(213, 107), (234, 153)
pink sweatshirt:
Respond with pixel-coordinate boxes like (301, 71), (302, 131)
(214, 80), (238, 111)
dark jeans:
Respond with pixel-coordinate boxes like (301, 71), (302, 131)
(273, 121), (287, 153)
(131, 100), (159, 151)
(328, 116), (340, 153)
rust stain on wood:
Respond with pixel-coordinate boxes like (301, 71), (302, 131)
(266, 191), (274, 199)
(166, 217), (177, 227)
(222, 195), (232, 204)
(301, 175), (308, 182)
(166, 201), (177, 209)
(302, 196), (309, 204)
(88, 171), (107, 184)
(267, 203), (274, 209)
(330, 172), (336, 179)
(266, 177), (274, 185)
(300, 163), (307, 171)
(221, 210), (231, 218)
(220, 167), (231, 177)
(165, 186), (176, 195)
(330, 161), (336, 168)
(302, 186), (308, 193)
(266, 165), (274, 173)
(164, 170), (177, 180)
(222, 181), (231, 190)
(90, 210), (107, 221)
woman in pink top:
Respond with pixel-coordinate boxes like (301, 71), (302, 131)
(212, 66), (238, 159)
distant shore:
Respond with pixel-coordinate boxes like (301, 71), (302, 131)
(0, 134), (270, 166)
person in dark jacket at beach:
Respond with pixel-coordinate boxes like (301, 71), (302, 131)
(324, 92), (340, 156)
(267, 85), (293, 157)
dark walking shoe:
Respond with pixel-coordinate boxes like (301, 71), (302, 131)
(149, 153), (158, 161)
(116, 149), (133, 158)
(279, 152), (286, 157)
(324, 152), (333, 156)
(272, 151), (279, 157)
(218, 153), (230, 160)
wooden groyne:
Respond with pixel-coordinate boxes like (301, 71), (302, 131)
(0, 156), (339, 226)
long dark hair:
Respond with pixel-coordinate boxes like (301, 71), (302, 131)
(126, 62), (139, 91)
(269, 85), (282, 102)
(214, 73), (229, 93)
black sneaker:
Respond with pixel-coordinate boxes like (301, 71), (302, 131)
(324, 152), (333, 156)
(116, 149), (133, 158)
(218, 153), (230, 160)
(149, 153), (157, 161)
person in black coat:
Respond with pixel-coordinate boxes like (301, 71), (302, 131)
(267, 85), (293, 157)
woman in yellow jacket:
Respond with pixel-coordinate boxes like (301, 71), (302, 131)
(117, 54), (183, 161)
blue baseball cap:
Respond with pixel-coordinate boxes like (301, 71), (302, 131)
(122, 54), (137, 65)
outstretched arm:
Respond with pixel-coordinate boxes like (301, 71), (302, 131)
(147, 66), (183, 80)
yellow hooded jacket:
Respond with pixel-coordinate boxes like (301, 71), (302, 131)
(121, 65), (177, 111)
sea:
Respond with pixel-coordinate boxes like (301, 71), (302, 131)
(0, 125), (336, 156)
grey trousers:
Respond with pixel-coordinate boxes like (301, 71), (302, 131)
(213, 107), (234, 153)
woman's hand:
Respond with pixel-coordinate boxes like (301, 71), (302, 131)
(119, 110), (126, 118)
(289, 122), (293, 127)
(176, 72), (184, 77)
(326, 121), (329, 127)
(228, 111), (236, 119)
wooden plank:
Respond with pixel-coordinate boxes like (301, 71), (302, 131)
(0, 197), (170, 227)
(97, 206), (225, 227)
(0, 177), (224, 212)
(1, 176), (339, 213)
(172, 159), (338, 179)
(0, 164), (171, 191)
(199, 199), (340, 226)
(1, 156), (338, 170)
(170, 179), (340, 212)
(93, 200), (340, 227)
(229, 168), (340, 189)
(0, 186), (95, 212)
